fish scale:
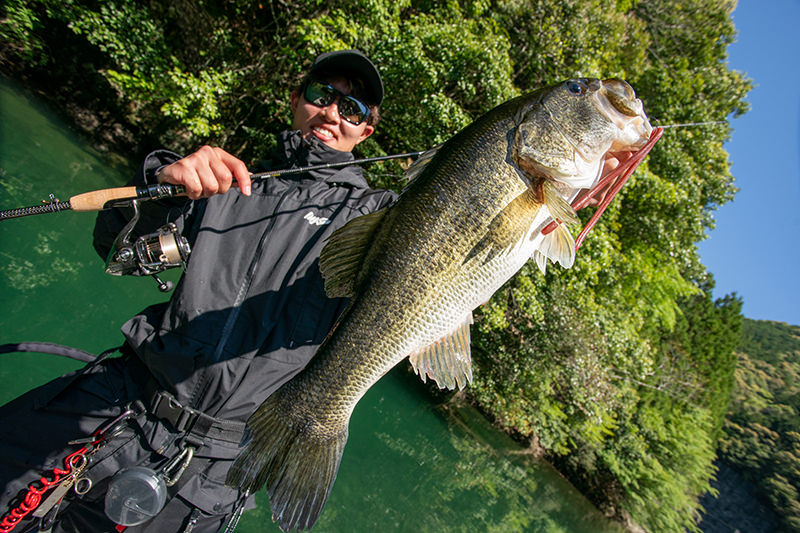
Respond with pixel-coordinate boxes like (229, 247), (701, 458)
(227, 78), (654, 531)
(299, 128), (523, 388)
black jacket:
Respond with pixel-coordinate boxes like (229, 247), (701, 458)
(93, 131), (396, 423)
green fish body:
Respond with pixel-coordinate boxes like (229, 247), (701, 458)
(227, 78), (653, 531)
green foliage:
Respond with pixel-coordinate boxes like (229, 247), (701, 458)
(0, 0), (46, 65)
(720, 319), (800, 531)
(3, 0), (750, 530)
(66, 1), (242, 138)
(473, 272), (742, 531)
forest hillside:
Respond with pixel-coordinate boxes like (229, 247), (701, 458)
(716, 319), (800, 532)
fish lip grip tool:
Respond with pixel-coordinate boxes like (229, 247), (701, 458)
(542, 126), (664, 249)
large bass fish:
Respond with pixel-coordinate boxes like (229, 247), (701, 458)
(227, 78), (654, 530)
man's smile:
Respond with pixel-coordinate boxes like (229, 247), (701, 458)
(312, 126), (335, 140)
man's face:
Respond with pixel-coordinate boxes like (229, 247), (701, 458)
(290, 77), (375, 153)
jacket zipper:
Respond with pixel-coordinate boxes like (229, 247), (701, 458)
(189, 183), (299, 409)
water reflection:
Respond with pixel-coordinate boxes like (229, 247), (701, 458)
(263, 370), (624, 533)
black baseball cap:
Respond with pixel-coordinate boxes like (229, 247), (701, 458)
(309, 49), (384, 106)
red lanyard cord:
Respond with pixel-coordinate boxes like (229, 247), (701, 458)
(0, 406), (137, 532)
(0, 447), (89, 532)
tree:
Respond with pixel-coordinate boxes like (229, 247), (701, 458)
(721, 319), (800, 531)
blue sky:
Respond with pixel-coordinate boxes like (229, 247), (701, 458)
(697, 0), (800, 326)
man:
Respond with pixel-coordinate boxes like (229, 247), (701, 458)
(0, 49), (394, 533)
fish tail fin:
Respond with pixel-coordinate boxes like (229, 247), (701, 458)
(226, 393), (348, 532)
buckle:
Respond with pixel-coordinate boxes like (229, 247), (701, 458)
(150, 390), (197, 432)
(147, 389), (245, 444)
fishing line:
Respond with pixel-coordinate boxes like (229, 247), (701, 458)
(654, 120), (728, 129)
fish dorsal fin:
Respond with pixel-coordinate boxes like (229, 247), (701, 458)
(408, 314), (474, 391)
(403, 145), (442, 186)
(533, 221), (575, 274)
(319, 208), (388, 298)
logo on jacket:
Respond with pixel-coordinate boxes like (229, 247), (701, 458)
(304, 211), (331, 226)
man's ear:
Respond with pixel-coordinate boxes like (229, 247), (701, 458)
(290, 90), (300, 114)
(355, 124), (374, 146)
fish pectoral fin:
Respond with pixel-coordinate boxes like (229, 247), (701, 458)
(408, 314), (474, 391)
(319, 207), (388, 298)
(533, 221), (575, 274)
(466, 189), (540, 265)
(542, 180), (578, 226)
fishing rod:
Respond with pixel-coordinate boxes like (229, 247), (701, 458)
(0, 151), (426, 222)
(0, 121), (709, 289)
(0, 150), (425, 291)
(1, 117), (722, 223)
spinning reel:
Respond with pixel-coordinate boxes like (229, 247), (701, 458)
(104, 200), (191, 292)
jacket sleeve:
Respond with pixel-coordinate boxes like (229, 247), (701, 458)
(92, 149), (196, 263)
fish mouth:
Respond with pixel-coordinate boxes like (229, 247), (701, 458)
(593, 79), (652, 147)
(602, 78), (641, 116)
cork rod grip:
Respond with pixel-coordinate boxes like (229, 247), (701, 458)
(68, 187), (139, 211)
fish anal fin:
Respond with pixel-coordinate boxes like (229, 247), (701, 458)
(408, 314), (474, 391)
(319, 208), (388, 298)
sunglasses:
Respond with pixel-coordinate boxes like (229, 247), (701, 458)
(303, 81), (371, 125)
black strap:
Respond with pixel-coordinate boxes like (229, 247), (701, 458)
(0, 342), (108, 363)
(149, 390), (246, 445)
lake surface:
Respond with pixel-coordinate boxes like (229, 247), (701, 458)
(0, 78), (622, 532)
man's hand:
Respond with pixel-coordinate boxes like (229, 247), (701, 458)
(573, 151), (634, 208)
(156, 146), (252, 199)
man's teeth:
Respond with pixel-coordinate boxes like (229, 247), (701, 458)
(313, 127), (333, 139)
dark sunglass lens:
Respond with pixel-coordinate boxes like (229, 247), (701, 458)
(305, 82), (369, 124)
(305, 83), (335, 106)
(339, 96), (368, 124)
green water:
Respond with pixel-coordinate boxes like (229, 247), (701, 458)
(0, 78), (622, 533)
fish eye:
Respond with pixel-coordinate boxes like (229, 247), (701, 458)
(566, 80), (584, 95)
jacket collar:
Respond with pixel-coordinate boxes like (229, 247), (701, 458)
(266, 130), (369, 188)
